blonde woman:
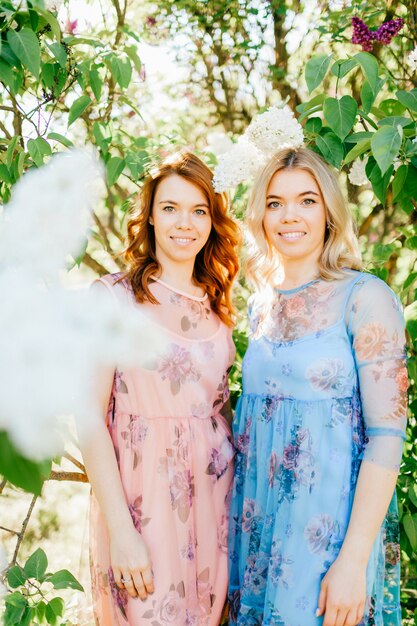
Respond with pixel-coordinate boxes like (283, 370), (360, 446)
(228, 148), (407, 626)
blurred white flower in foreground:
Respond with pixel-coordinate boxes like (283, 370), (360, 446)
(0, 150), (104, 280)
(0, 150), (163, 461)
(407, 47), (417, 73)
(245, 105), (304, 157)
(348, 158), (368, 186)
(213, 139), (265, 192)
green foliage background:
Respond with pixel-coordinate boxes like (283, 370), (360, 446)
(0, 0), (416, 623)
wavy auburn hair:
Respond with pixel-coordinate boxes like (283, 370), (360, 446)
(246, 147), (362, 291)
(123, 152), (240, 326)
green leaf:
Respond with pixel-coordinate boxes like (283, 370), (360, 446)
(0, 58), (17, 92)
(354, 51), (379, 91)
(379, 99), (406, 116)
(47, 42), (66, 68)
(0, 164), (12, 184)
(343, 138), (371, 166)
(4, 592), (28, 624)
(47, 132), (74, 148)
(372, 242), (396, 262)
(360, 81), (375, 114)
(124, 44), (142, 73)
(68, 95), (91, 126)
(0, 430), (50, 494)
(47, 569), (84, 591)
(6, 135), (20, 170)
(365, 157), (393, 204)
(403, 272), (417, 291)
(89, 68), (102, 100)
(35, 7), (61, 41)
(405, 236), (417, 250)
(315, 132), (344, 168)
(7, 566), (27, 589)
(45, 597), (64, 626)
(305, 54), (332, 93)
(296, 93), (326, 114)
(371, 125), (402, 175)
(323, 96), (358, 140)
(106, 156), (125, 186)
(345, 132), (373, 143)
(24, 548), (48, 580)
(35, 601), (47, 623)
(392, 165), (408, 201)
(408, 482), (417, 509)
(304, 117), (322, 135)
(403, 513), (417, 550)
(396, 89), (417, 113)
(331, 58), (358, 78)
(379, 116), (414, 128)
(27, 137), (52, 167)
(7, 28), (40, 79)
(110, 55), (132, 89)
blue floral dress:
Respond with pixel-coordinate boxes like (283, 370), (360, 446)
(228, 271), (407, 626)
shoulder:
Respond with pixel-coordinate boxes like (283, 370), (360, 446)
(92, 272), (133, 303)
(349, 272), (401, 309)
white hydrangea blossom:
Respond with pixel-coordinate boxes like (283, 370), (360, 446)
(213, 139), (265, 192)
(348, 158), (368, 186)
(407, 47), (417, 73)
(0, 150), (164, 461)
(245, 105), (304, 157)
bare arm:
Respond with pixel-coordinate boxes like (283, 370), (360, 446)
(79, 282), (154, 600)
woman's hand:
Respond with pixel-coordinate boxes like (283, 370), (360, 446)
(110, 527), (154, 600)
(316, 555), (366, 626)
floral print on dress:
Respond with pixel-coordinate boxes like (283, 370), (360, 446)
(108, 567), (128, 620)
(155, 343), (201, 395)
(128, 495), (150, 532)
(229, 272), (406, 626)
(169, 291), (211, 332)
(142, 582), (186, 625)
(169, 468), (195, 522)
(115, 370), (128, 393)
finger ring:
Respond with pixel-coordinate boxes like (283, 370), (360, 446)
(121, 577), (131, 584)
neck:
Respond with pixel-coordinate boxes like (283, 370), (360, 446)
(277, 256), (321, 290)
(158, 260), (200, 294)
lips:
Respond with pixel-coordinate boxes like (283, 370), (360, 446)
(278, 231), (306, 240)
(170, 236), (196, 245)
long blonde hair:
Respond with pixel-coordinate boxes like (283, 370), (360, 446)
(246, 147), (362, 290)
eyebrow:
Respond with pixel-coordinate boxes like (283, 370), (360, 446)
(158, 199), (209, 207)
(266, 191), (320, 199)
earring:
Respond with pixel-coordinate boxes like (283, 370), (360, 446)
(149, 217), (154, 226)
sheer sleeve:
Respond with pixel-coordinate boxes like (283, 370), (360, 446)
(347, 276), (407, 471)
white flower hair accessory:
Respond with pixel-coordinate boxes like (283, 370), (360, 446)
(212, 105), (304, 192)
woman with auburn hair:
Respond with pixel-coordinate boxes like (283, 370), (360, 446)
(81, 152), (240, 626)
(228, 147), (407, 626)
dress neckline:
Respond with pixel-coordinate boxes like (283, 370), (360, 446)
(153, 277), (208, 302)
(274, 277), (321, 295)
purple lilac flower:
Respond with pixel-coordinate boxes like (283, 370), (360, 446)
(374, 18), (404, 44)
(351, 17), (373, 51)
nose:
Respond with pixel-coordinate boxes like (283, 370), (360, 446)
(175, 210), (192, 229)
(281, 202), (300, 223)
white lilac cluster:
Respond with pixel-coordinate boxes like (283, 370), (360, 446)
(213, 105), (304, 192)
(408, 47), (417, 73)
(348, 158), (368, 186)
(0, 150), (162, 461)
(213, 139), (265, 193)
(245, 105), (305, 157)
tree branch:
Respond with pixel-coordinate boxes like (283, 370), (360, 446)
(49, 470), (88, 482)
(82, 252), (110, 276)
(12, 495), (38, 565)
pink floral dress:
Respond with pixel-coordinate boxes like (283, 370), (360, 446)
(89, 274), (235, 626)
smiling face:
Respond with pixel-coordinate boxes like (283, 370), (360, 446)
(263, 168), (327, 269)
(151, 174), (212, 271)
